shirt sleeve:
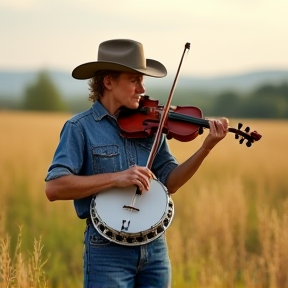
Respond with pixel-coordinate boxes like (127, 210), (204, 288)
(45, 120), (85, 181)
(152, 135), (178, 186)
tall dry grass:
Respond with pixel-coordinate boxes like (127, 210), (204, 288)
(0, 111), (84, 288)
(0, 211), (47, 288)
(0, 111), (288, 288)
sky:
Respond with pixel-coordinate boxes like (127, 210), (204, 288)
(1, 0), (288, 77)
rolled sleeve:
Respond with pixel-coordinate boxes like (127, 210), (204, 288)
(45, 121), (85, 181)
(45, 166), (73, 182)
(157, 161), (178, 186)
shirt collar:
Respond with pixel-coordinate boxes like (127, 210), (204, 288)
(92, 101), (111, 121)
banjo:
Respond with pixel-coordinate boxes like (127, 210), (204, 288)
(90, 178), (174, 246)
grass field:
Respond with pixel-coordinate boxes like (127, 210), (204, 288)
(1, 110), (288, 288)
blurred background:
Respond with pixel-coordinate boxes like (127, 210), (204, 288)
(1, 1), (288, 288)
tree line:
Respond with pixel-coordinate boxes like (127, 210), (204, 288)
(1, 71), (287, 118)
(207, 82), (288, 118)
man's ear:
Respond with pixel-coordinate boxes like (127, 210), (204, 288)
(103, 75), (114, 91)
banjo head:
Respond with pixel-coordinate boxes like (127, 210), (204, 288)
(90, 179), (174, 246)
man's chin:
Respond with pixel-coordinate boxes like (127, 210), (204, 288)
(130, 102), (140, 110)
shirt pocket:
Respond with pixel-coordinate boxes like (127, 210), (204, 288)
(92, 144), (120, 174)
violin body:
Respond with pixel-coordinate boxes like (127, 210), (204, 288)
(118, 95), (204, 142)
(165, 105), (203, 141)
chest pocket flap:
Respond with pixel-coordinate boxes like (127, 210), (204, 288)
(92, 144), (120, 174)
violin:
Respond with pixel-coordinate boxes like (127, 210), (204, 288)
(118, 95), (262, 148)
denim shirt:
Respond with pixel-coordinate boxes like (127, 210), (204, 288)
(45, 101), (178, 219)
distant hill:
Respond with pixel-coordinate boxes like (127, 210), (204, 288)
(0, 69), (287, 100)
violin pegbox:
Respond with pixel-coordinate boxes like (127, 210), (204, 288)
(232, 122), (262, 147)
(234, 123), (250, 145)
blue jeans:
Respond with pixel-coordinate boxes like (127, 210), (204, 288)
(83, 223), (171, 288)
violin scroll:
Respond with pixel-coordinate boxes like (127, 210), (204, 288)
(229, 123), (262, 147)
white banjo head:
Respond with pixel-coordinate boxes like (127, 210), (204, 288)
(90, 179), (174, 246)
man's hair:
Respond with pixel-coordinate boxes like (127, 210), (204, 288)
(88, 70), (121, 102)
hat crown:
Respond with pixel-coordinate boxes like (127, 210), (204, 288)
(98, 39), (146, 69)
(72, 38), (167, 80)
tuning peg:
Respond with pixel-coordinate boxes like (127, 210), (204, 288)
(244, 126), (250, 133)
(246, 141), (252, 147)
(239, 138), (244, 144)
(238, 123), (243, 129)
(235, 134), (239, 139)
(198, 127), (204, 135)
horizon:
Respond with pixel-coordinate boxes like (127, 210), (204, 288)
(1, 68), (287, 99)
(0, 67), (287, 80)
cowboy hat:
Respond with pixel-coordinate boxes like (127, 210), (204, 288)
(72, 39), (167, 80)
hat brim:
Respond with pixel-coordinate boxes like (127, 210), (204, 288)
(72, 59), (167, 80)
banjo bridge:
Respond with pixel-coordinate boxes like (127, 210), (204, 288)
(123, 205), (140, 212)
